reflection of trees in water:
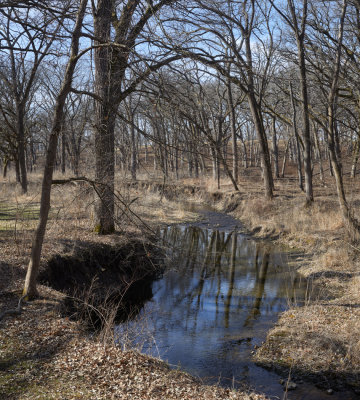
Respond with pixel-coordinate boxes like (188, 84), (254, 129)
(224, 232), (237, 328)
(244, 249), (270, 327)
(155, 225), (305, 334)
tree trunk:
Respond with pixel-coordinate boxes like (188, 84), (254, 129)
(3, 158), (9, 179)
(61, 125), (66, 174)
(281, 138), (290, 178)
(24, 0), (88, 298)
(227, 77), (238, 182)
(93, 0), (116, 234)
(289, 0), (314, 204)
(351, 137), (360, 178)
(290, 83), (304, 191)
(16, 102), (28, 193)
(247, 92), (274, 199)
(130, 118), (137, 181)
(271, 116), (279, 178)
(313, 126), (325, 184)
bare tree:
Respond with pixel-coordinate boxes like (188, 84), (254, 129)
(0, 4), (66, 192)
(270, 0), (314, 204)
(91, 0), (179, 234)
(24, 0), (88, 298)
(166, 0), (276, 198)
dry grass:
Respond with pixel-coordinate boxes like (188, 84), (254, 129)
(2, 162), (360, 395)
(0, 171), (267, 400)
(126, 188), (200, 225)
(254, 304), (360, 390)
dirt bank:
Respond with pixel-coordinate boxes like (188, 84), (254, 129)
(0, 179), (266, 400)
(1, 172), (360, 398)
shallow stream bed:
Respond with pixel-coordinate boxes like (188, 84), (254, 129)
(116, 209), (355, 399)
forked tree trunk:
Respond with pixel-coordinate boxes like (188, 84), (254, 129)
(23, 0), (88, 298)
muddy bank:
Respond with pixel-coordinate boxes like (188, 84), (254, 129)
(39, 239), (163, 326)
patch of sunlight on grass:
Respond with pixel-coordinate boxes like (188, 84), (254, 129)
(0, 201), (40, 231)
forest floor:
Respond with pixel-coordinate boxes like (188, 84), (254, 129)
(1, 167), (360, 398)
(0, 174), (264, 400)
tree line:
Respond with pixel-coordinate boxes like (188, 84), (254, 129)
(1, 0), (360, 296)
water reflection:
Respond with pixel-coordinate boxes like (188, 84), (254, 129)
(116, 224), (308, 397)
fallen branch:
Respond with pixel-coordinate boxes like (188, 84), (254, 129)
(0, 294), (27, 322)
(52, 176), (88, 185)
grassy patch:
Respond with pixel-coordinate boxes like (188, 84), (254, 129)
(0, 201), (40, 231)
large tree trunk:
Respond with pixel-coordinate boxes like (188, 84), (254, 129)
(23, 0), (88, 298)
(93, 0), (117, 234)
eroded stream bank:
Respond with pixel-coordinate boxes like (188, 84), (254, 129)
(36, 194), (359, 399)
(115, 208), (358, 400)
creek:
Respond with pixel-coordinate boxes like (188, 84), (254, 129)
(115, 209), (353, 399)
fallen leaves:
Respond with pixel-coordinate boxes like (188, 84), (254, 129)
(1, 289), (266, 400)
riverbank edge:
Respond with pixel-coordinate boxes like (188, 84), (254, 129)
(1, 178), (359, 398)
(193, 186), (360, 396)
(125, 179), (359, 394)
(0, 216), (266, 400)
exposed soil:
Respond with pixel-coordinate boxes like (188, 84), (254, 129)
(39, 240), (162, 327)
(1, 167), (360, 398)
(0, 180), (267, 400)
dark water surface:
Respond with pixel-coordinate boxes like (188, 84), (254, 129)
(116, 211), (355, 399)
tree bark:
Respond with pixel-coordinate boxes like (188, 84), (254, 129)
(290, 83), (304, 191)
(23, 0), (88, 298)
(16, 102), (28, 193)
(271, 116), (279, 178)
(351, 137), (360, 178)
(247, 92), (274, 199)
(93, 0), (117, 234)
(227, 77), (238, 183)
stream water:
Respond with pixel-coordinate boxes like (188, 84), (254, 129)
(115, 210), (356, 399)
